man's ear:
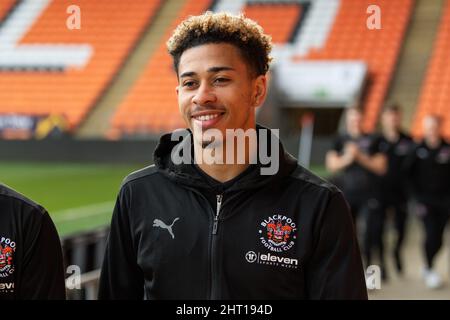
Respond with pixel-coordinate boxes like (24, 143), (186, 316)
(253, 75), (267, 107)
(175, 85), (179, 97)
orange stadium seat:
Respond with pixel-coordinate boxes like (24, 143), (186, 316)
(0, 0), (162, 130)
(413, 0), (450, 140)
(294, 0), (413, 133)
(110, 0), (303, 136)
(243, 3), (301, 44)
(0, 0), (16, 22)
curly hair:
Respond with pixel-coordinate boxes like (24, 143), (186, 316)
(167, 11), (273, 77)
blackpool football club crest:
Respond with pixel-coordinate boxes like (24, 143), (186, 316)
(0, 237), (16, 278)
(259, 214), (297, 252)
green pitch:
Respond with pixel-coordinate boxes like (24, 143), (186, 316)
(0, 162), (327, 237)
(0, 162), (144, 237)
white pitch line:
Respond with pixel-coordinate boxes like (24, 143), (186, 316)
(52, 201), (115, 223)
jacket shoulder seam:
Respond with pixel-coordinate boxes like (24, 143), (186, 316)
(121, 165), (159, 186)
(289, 166), (340, 194)
(0, 185), (46, 214)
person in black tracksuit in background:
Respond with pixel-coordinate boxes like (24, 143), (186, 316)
(326, 107), (388, 280)
(378, 104), (414, 275)
(404, 115), (450, 289)
(0, 184), (66, 300)
(98, 12), (368, 300)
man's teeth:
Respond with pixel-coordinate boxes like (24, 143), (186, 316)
(195, 114), (220, 121)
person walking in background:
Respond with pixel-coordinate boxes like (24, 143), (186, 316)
(326, 107), (387, 279)
(378, 104), (414, 275)
(404, 115), (450, 289)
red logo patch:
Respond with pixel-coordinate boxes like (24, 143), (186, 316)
(259, 215), (297, 252)
(0, 237), (15, 278)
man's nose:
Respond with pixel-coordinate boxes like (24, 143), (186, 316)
(192, 83), (216, 106)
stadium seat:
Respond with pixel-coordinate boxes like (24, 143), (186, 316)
(413, 0), (450, 140)
(293, 0), (413, 133)
(243, 3), (301, 44)
(0, 0), (162, 130)
(0, 0), (16, 22)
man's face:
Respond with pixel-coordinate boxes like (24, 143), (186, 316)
(381, 110), (401, 131)
(423, 116), (441, 141)
(176, 43), (266, 148)
(345, 109), (363, 135)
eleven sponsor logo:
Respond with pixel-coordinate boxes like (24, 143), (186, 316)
(245, 251), (299, 269)
(0, 282), (14, 292)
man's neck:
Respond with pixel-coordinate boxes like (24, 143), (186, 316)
(425, 136), (441, 149)
(193, 139), (257, 183)
(196, 162), (251, 183)
(383, 128), (400, 142)
(348, 130), (362, 139)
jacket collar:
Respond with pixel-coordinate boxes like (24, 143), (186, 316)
(154, 124), (297, 191)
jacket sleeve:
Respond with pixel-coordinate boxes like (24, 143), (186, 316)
(306, 191), (368, 300)
(98, 184), (144, 299)
(18, 210), (66, 299)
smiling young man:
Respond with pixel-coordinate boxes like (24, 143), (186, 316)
(404, 115), (450, 289)
(98, 12), (367, 300)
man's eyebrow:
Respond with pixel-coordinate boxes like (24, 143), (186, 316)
(207, 66), (235, 73)
(179, 71), (196, 78)
(179, 66), (235, 78)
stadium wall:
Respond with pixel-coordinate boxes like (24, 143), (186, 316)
(0, 139), (159, 163)
(0, 135), (332, 166)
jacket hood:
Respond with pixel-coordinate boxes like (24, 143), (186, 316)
(153, 124), (298, 191)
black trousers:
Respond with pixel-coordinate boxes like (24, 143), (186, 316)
(420, 203), (449, 269)
(381, 201), (408, 258)
(349, 197), (386, 272)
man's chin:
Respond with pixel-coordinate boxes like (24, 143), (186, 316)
(197, 138), (224, 150)
(191, 127), (225, 148)
(201, 140), (214, 149)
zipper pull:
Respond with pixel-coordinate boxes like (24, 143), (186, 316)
(212, 194), (223, 235)
(212, 216), (219, 235)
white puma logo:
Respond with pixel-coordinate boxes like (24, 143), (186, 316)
(153, 218), (180, 239)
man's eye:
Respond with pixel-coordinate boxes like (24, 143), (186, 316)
(183, 81), (196, 88)
(214, 78), (229, 84)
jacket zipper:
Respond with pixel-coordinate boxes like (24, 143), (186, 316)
(210, 194), (223, 299)
(184, 188), (224, 299)
(212, 194), (223, 235)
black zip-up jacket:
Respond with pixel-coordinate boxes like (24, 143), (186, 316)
(0, 184), (66, 300)
(378, 132), (414, 205)
(329, 133), (383, 204)
(98, 127), (368, 300)
(403, 139), (450, 208)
